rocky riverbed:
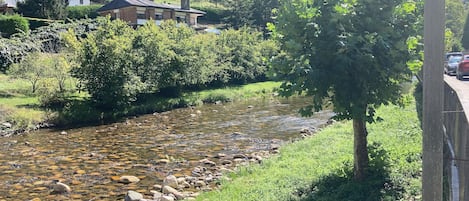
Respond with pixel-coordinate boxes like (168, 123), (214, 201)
(0, 97), (333, 200)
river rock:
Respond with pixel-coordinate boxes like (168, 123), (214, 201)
(51, 182), (71, 194)
(119, 176), (140, 184)
(155, 159), (170, 164)
(162, 186), (184, 199)
(163, 175), (178, 188)
(221, 160), (232, 165)
(125, 190), (143, 201)
(161, 196), (175, 201)
(1, 122), (12, 128)
(194, 181), (206, 187)
(199, 159), (216, 167)
(153, 184), (162, 191)
(151, 190), (163, 199)
(60, 131), (67, 135)
(233, 154), (247, 159)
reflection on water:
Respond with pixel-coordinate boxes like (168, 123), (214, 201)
(0, 97), (333, 200)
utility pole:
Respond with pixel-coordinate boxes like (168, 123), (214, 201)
(423, 0), (445, 200)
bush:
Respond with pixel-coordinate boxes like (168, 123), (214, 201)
(0, 14), (29, 37)
(27, 18), (52, 30)
(193, 5), (228, 24)
(67, 5), (101, 19)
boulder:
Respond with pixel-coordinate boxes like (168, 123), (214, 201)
(151, 190), (163, 199)
(161, 196), (175, 201)
(119, 176), (140, 184)
(124, 190), (143, 201)
(153, 184), (162, 191)
(194, 181), (206, 187)
(162, 186), (184, 200)
(163, 175), (178, 188)
(1, 122), (12, 128)
(51, 181), (71, 194)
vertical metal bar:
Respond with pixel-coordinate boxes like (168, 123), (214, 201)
(423, 0), (445, 200)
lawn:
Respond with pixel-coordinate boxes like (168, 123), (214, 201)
(197, 101), (422, 201)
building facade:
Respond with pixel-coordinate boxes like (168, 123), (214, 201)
(96, 0), (205, 26)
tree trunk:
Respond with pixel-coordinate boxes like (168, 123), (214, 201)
(353, 118), (369, 181)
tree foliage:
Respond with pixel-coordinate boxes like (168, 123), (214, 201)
(0, 14), (29, 38)
(224, 0), (278, 32)
(462, 12), (469, 50)
(17, 0), (68, 20)
(446, 0), (466, 51)
(67, 18), (140, 110)
(64, 17), (277, 109)
(271, 0), (421, 180)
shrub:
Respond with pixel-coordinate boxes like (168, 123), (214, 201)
(67, 5), (101, 19)
(193, 5), (229, 24)
(0, 14), (29, 37)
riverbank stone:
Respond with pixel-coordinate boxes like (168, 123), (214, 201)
(163, 175), (178, 188)
(162, 185), (184, 199)
(50, 181), (71, 194)
(161, 196), (175, 201)
(125, 190), (143, 201)
(119, 176), (140, 184)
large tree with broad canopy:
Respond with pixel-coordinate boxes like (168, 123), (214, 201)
(270, 0), (422, 180)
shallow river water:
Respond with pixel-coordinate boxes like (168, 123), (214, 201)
(0, 97), (333, 200)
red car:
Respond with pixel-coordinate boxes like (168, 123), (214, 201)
(457, 55), (469, 80)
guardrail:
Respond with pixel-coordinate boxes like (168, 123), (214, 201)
(443, 79), (469, 201)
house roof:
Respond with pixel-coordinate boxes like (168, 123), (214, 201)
(97, 0), (205, 14)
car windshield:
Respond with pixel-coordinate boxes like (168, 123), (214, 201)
(449, 56), (462, 63)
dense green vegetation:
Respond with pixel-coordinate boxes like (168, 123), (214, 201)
(0, 15), (29, 38)
(64, 18), (277, 110)
(17, 0), (67, 20)
(270, 0), (422, 180)
(66, 5), (102, 19)
(197, 101), (422, 201)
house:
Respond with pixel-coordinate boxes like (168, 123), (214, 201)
(0, 0), (20, 14)
(69, 0), (91, 6)
(96, 0), (205, 26)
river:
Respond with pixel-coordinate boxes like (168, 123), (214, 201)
(0, 97), (333, 200)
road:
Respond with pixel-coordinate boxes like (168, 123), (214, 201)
(444, 74), (469, 116)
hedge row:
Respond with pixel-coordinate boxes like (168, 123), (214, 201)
(0, 14), (29, 37)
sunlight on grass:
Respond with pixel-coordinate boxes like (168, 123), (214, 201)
(197, 102), (422, 201)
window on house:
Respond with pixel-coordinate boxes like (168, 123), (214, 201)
(137, 7), (146, 19)
(137, 13), (146, 19)
(176, 16), (186, 23)
(155, 13), (163, 20)
(80, 0), (83, 4)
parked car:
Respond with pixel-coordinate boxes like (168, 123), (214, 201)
(446, 52), (463, 60)
(457, 55), (469, 80)
(444, 55), (462, 75)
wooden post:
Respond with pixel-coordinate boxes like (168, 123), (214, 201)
(423, 0), (445, 200)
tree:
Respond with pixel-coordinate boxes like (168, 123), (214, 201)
(446, 0), (466, 51)
(8, 52), (49, 93)
(271, 0), (420, 180)
(224, 0), (278, 33)
(67, 18), (142, 110)
(18, 0), (68, 20)
(461, 12), (469, 50)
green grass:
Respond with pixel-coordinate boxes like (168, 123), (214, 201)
(197, 102), (422, 201)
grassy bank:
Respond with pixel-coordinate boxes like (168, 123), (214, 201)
(197, 102), (422, 201)
(0, 75), (281, 130)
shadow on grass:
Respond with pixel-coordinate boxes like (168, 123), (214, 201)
(289, 143), (405, 201)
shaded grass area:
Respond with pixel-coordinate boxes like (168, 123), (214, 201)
(197, 103), (422, 201)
